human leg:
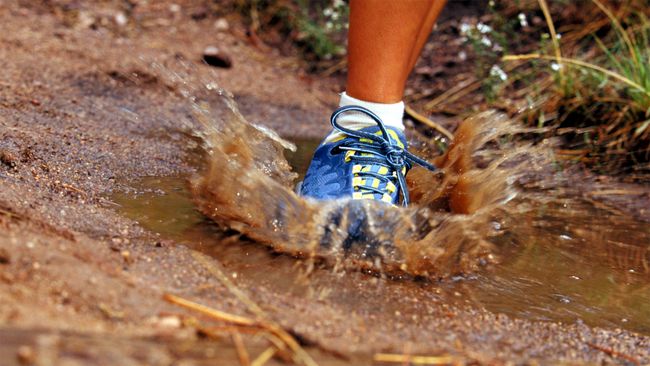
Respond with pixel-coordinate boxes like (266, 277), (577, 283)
(346, 0), (446, 104)
(300, 0), (445, 205)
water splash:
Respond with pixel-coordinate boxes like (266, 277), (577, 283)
(187, 84), (552, 279)
(110, 59), (650, 332)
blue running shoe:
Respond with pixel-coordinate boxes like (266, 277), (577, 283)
(299, 105), (437, 206)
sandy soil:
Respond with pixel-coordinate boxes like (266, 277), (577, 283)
(0, 1), (648, 365)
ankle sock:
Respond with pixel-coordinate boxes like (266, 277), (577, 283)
(324, 92), (405, 143)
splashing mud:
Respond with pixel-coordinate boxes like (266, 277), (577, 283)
(188, 86), (554, 279)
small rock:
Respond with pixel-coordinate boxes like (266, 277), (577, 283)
(114, 12), (127, 27)
(202, 46), (232, 68)
(76, 11), (95, 29)
(191, 8), (208, 20)
(0, 149), (18, 168)
(121, 250), (131, 262)
(213, 18), (229, 32)
(157, 315), (182, 328)
(0, 247), (10, 264)
(16, 345), (35, 365)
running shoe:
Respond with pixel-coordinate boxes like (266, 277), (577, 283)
(299, 105), (437, 206)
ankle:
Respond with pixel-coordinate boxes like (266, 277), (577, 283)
(324, 92), (405, 143)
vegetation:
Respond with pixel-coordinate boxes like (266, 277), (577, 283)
(501, 0), (650, 178)
(235, 0), (648, 178)
(232, 0), (348, 63)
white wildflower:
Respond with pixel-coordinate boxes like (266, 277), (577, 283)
(556, 33), (562, 39)
(460, 22), (472, 36)
(518, 13), (528, 28)
(489, 0), (495, 6)
(325, 21), (333, 30)
(477, 22), (492, 34)
(323, 7), (333, 17)
(550, 62), (562, 71)
(333, 0), (345, 8)
(481, 35), (492, 47)
(490, 65), (508, 81)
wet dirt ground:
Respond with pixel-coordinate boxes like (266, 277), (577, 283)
(1, 1), (649, 365)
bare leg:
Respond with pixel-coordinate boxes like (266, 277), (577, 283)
(346, 0), (447, 103)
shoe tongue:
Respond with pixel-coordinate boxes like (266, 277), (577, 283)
(356, 126), (406, 149)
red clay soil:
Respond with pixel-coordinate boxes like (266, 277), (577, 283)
(0, 1), (648, 365)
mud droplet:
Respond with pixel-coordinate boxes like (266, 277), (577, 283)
(554, 294), (571, 304)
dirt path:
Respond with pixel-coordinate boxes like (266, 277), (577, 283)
(0, 1), (648, 365)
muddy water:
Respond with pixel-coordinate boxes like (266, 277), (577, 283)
(110, 68), (649, 335)
(111, 167), (650, 336)
(190, 95), (528, 278)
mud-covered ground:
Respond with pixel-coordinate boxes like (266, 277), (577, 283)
(1, 1), (649, 365)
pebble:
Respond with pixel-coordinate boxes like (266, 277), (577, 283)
(202, 46), (232, 69)
(214, 18), (229, 32)
(114, 12), (127, 27)
(156, 315), (182, 328)
(0, 149), (18, 168)
(16, 345), (35, 365)
(0, 247), (10, 264)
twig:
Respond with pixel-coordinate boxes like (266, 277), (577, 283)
(502, 54), (650, 95)
(590, 0), (639, 69)
(232, 331), (251, 366)
(589, 189), (645, 196)
(191, 251), (266, 318)
(190, 251), (319, 366)
(61, 183), (87, 197)
(586, 342), (640, 365)
(163, 293), (258, 327)
(405, 105), (454, 141)
(250, 347), (277, 366)
(537, 0), (564, 87)
(320, 59), (347, 78)
(373, 353), (456, 365)
(424, 77), (477, 111)
(165, 293), (304, 365)
(0, 207), (21, 219)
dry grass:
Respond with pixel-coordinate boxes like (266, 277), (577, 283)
(163, 251), (319, 366)
(493, 0), (650, 178)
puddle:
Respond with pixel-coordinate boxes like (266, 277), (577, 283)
(108, 68), (649, 336)
(111, 160), (650, 336)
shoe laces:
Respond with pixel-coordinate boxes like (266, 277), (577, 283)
(331, 105), (437, 206)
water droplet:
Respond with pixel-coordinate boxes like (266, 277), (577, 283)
(553, 294), (571, 304)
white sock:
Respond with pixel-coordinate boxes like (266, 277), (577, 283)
(324, 92), (405, 143)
